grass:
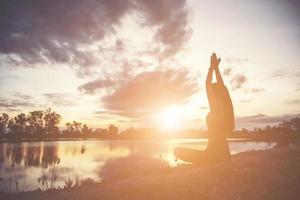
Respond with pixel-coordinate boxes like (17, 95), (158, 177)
(1, 141), (300, 200)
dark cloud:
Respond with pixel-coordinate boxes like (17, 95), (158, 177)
(0, 1), (115, 69)
(247, 88), (266, 94)
(136, 0), (191, 59)
(297, 83), (300, 91)
(92, 110), (125, 120)
(12, 92), (33, 100)
(0, 92), (77, 112)
(271, 70), (285, 78)
(200, 106), (209, 110)
(239, 99), (251, 103)
(230, 74), (247, 90)
(101, 68), (198, 118)
(295, 71), (300, 77)
(271, 69), (300, 78)
(0, 93), (35, 110)
(0, 99), (35, 110)
(43, 93), (76, 107)
(284, 0), (300, 22)
(223, 68), (232, 76)
(285, 99), (300, 105)
(221, 67), (249, 91)
(0, 74), (19, 80)
(78, 79), (115, 94)
(78, 58), (154, 94)
(115, 39), (125, 52)
(225, 57), (248, 65)
(0, 0), (191, 76)
(236, 113), (300, 127)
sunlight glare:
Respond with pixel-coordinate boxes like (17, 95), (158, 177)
(159, 106), (182, 131)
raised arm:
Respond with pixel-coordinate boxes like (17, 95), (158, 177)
(206, 67), (213, 86)
(210, 53), (223, 84)
(206, 54), (216, 108)
(214, 65), (224, 84)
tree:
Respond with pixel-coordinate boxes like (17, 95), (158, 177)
(8, 113), (27, 135)
(108, 124), (118, 136)
(64, 121), (83, 134)
(65, 122), (74, 134)
(241, 128), (249, 134)
(44, 109), (61, 134)
(290, 117), (300, 131)
(27, 110), (44, 135)
(72, 121), (82, 134)
(94, 128), (107, 135)
(279, 120), (291, 132)
(263, 125), (271, 133)
(81, 124), (92, 134)
(0, 113), (9, 135)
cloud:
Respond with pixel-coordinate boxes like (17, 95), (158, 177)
(285, 99), (300, 105)
(230, 74), (247, 90)
(0, 93), (36, 111)
(223, 68), (232, 76)
(78, 79), (115, 95)
(297, 83), (300, 91)
(0, 98), (35, 112)
(225, 57), (248, 65)
(222, 67), (262, 93)
(12, 92), (33, 100)
(78, 59), (152, 94)
(0, 1), (114, 68)
(0, 0), (191, 76)
(101, 68), (198, 118)
(136, 0), (191, 59)
(200, 106), (209, 110)
(0, 92), (77, 112)
(271, 70), (285, 78)
(236, 114), (300, 125)
(246, 88), (266, 94)
(43, 93), (77, 107)
(271, 69), (300, 79)
(237, 99), (252, 103)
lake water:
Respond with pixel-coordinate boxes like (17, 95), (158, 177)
(0, 139), (276, 193)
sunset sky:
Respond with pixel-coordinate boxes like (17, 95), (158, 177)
(0, 0), (299, 130)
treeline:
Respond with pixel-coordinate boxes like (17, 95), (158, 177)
(0, 109), (299, 141)
(0, 109), (119, 140)
(233, 117), (300, 142)
(236, 117), (300, 134)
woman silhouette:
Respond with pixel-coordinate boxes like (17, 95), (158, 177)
(174, 53), (234, 164)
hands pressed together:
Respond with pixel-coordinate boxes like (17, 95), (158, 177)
(210, 53), (221, 70)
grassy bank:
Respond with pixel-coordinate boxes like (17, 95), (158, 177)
(2, 142), (300, 200)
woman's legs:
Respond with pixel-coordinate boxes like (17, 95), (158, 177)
(174, 139), (231, 164)
(206, 138), (231, 162)
(174, 147), (208, 164)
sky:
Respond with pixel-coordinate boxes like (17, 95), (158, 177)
(0, 0), (299, 131)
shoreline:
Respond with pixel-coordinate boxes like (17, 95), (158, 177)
(0, 136), (281, 143)
(2, 141), (300, 200)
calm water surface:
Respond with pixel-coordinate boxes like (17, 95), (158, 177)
(0, 139), (276, 192)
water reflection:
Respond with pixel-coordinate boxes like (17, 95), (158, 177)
(0, 139), (276, 193)
(0, 142), (59, 168)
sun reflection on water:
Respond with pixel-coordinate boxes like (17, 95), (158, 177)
(0, 139), (276, 193)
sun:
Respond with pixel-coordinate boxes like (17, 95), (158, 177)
(159, 106), (182, 131)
